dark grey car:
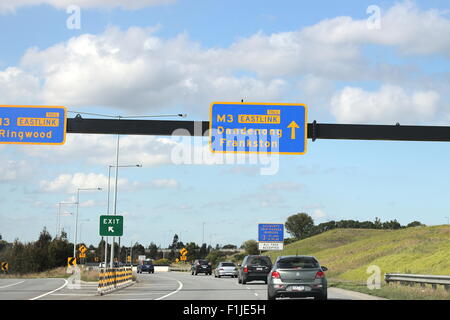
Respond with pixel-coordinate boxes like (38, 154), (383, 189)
(238, 255), (272, 284)
(267, 255), (328, 300)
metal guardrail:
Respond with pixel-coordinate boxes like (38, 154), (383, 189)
(385, 273), (450, 290)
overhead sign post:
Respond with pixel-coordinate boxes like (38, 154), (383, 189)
(210, 102), (307, 154)
(258, 223), (284, 251)
(0, 105), (66, 145)
(99, 215), (124, 237)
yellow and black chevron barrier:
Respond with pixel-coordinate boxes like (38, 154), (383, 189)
(98, 267), (133, 295)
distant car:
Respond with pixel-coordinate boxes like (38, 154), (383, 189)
(238, 255), (272, 284)
(191, 259), (212, 275)
(214, 262), (238, 278)
(267, 255), (328, 300)
(137, 259), (154, 274)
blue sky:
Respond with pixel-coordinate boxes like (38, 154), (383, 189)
(1, 0), (450, 248)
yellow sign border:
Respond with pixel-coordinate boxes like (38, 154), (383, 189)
(0, 105), (67, 145)
(209, 102), (308, 155)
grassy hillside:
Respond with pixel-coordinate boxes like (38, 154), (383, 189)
(265, 225), (450, 282)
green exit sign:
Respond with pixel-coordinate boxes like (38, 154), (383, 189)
(99, 215), (123, 236)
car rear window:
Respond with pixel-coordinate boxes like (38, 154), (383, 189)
(247, 256), (271, 266)
(221, 263), (235, 267)
(198, 260), (209, 265)
(277, 257), (319, 269)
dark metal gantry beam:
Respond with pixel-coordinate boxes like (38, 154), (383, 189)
(67, 117), (450, 142)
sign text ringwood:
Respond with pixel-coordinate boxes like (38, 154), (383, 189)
(0, 105), (66, 145)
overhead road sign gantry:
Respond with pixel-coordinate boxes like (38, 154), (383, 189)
(0, 105), (66, 145)
(66, 116), (450, 143)
(209, 102), (307, 155)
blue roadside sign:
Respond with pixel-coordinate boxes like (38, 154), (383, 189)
(258, 223), (284, 242)
(0, 105), (66, 145)
(209, 102), (307, 154)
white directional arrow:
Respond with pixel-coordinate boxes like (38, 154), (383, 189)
(108, 226), (114, 232)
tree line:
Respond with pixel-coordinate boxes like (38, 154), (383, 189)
(284, 213), (425, 243)
(0, 229), (240, 274)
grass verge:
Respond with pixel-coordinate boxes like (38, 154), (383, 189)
(329, 279), (450, 300)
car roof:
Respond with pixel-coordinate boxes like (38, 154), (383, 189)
(277, 255), (317, 260)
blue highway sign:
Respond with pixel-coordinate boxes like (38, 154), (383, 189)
(258, 223), (284, 243)
(0, 105), (66, 145)
(210, 102), (307, 154)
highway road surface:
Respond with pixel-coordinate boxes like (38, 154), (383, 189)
(0, 272), (385, 300)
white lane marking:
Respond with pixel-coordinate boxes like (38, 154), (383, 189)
(29, 279), (68, 300)
(154, 279), (183, 300)
(50, 294), (94, 296)
(0, 280), (26, 289)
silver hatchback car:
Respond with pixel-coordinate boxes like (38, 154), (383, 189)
(267, 255), (328, 300)
(214, 262), (238, 278)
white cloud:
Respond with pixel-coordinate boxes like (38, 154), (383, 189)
(263, 181), (303, 192)
(150, 178), (180, 189)
(1, 1), (449, 122)
(331, 85), (440, 123)
(23, 134), (179, 167)
(0, 67), (41, 104)
(0, 0), (176, 13)
(39, 172), (133, 193)
(0, 158), (35, 182)
(312, 209), (327, 219)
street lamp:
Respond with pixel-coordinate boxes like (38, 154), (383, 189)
(57, 202), (77, 238)
(59, 211), (73, 239)
(78, 219), (90, 245)
(107, 164), (142, 268)
(108, 113), (185, 268)
(73, 187), (102, 258)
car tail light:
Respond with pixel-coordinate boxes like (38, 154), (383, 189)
(243, 266), (248, 273)
(315, 271), (325, 279)
(271, 271), (281, 279)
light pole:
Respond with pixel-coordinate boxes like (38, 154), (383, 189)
(57, 202), (77, 238)
(202, 222), (206, 245)
(73, 187), (102, 259)
(59, 211), (73, 239)
(108, 164), (142, 268)
(105, 113), (186, 268)
(78, 219), (90, 245)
